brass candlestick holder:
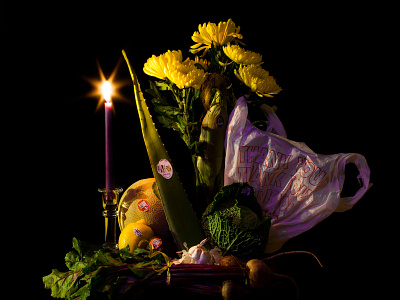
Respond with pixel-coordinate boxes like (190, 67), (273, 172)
(98, 187), (123, 249)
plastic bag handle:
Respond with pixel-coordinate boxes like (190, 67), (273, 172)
(260, 104), (287, 138)
(231, 96), (287, 138)
(336, 153), (372, 212)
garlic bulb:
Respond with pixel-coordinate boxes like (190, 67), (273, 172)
(172, 239), (222, 265)
(188, 239), (213, 264)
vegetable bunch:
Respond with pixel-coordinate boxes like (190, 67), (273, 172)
(42, 238), (166, 300)
(43, 239), (321, 299)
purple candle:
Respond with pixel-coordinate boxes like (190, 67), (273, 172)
(102, 81), (114, 191)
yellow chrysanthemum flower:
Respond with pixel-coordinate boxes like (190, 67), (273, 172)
(190, 19), (243, 55)
(143, 50), (183, 80)
(168, 58), (208, 89)
(223, 44), (263, 65)
(143, 51), (207, 89)
(143, 54), (166, 79)
(235, 65), (282, 97)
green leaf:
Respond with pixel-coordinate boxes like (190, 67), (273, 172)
(145, 87), (156, 98)
(72, 237), (82, 257)
(156, 115), (186, 137)
(147, 80), (169, 105)
(154, 105), (182, 116)
(176, 115), (186, 133)
(88, 248), (124, 268)
(72, 237), (98, 259)
(43, 269), (83, 299)
(70, 280), (91, 300)
(131, 247), (150, 259)
(118, 245), (134, 261)
(65, 250), (86, 271)
(155, 80), (170, 91)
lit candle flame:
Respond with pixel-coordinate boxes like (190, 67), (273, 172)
(101, 81), (112, 103)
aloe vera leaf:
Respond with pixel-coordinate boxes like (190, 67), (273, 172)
(122, 50), (206, 249)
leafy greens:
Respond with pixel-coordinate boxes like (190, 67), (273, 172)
(43, 238), (166, 299)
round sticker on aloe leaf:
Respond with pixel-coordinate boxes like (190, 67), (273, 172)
(156, 159), (173, 179)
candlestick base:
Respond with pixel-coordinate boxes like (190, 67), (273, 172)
(98, 187), (123, 249)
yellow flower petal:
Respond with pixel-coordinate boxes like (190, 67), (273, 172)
(143, 54), (167, 80)
(143, 50), (183, 80)
(190, 19), (243, 54)
(235, 65), (281, 97)
(144, 50), (208, 89)
(168, 59), (208, 89)
(223, 44), (263, 65)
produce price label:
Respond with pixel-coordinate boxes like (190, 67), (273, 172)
(137, 199), (150, 212)
(150, 237), (162, 249)
(157, 159), (173, 179)
(133, 228), (143, 237)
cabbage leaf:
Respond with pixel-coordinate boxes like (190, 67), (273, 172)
(202, 182), (271, 258)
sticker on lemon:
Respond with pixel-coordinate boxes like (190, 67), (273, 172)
(118, 219), (154, 253)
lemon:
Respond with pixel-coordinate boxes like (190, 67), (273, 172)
(118, 219), (154, 253)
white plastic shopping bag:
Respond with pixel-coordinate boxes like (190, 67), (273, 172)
(224, 96), (371, 253)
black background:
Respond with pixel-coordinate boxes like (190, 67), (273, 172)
(1, 1), (389, 299)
